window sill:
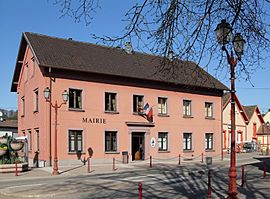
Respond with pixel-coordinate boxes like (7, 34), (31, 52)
(158, 150), (170, 153)
(205, 117), (215, 120)
(68, 108), (85, 112)
(158, 114), (169, 117)
(133, 112), (143, 115)
(183, 150), (194, 153)
(205, 149), (215, 152)
(183, 115), (193, 118)
(104, 111), (119, 114)
(68, 152), (86, 154)
(105, 151), (120, 154)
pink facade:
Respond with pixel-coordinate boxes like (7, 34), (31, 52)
(12, 33), (226, 166)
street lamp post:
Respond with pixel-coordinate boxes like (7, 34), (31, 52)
(44, 87), (68, 175)
(267, 121), (270, 156)
(215, 19), (245, 199)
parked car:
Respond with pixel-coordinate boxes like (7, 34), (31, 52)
(242, 142), (254, 153)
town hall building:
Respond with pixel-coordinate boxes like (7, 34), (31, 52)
(11, 32), (228, 167)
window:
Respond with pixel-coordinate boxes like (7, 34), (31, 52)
(183, 100), (192, 116)
(205, 102), (213, 118)
(183, 133), (192, 150)
(105, 131), (117, 152)
(158, 132), (168, 151)
(133, 95), (144, 113)
(34, 89), (39, 112)
(34, 129), (39, 152)
(69, 89), (82, 109)
(25, 64), (29, 82)
(28, 130), (32, 151)
(205, 133), (213, 150)
(158, 97), (167, 115)
(21, 96), (25, 117)
(68, 130), (83, 152)
(105, 92), (117, 112)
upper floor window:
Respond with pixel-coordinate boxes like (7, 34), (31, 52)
(158, 132), (168, 151)
(205, 133), (213, 150)
(34, 89), (39, 112)
(21, 96), (25, 117)
(133, 95), (144, 113)
(105, 131), (117, 152)
(25, 64), (29, 82)
(68, 130), (83, 152)
(105, 92), (117, 112)
(69, 89), (82, 109)
(183, 133), (192, 150)
(183, 100), (192, 116)
(205, 102), (213, 118)
(158, 97), (167, 115)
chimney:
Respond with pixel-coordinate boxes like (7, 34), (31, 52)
(125, 42), (133, 54)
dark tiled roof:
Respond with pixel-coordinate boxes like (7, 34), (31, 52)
(11, 32), (228, 92)
(242, 106), (257, 120)
(0, 120), (18, 128)
(257, 124), (270, 135)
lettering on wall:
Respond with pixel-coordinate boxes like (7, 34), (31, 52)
(82, 118), (106, 124)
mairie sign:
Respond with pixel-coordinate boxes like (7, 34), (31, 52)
(82, 118), (106, 124)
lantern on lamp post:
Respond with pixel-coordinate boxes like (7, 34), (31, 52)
(43, 87), (68, 175)
(215, 19), (245, 199)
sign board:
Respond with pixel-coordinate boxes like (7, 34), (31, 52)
(150, 137), (156, 148)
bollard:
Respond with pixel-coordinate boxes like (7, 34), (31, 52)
(127, 154), (129, 164)
(264, 160), (266, 178)
(178, 154), (181, 165)
(241, 164), (245, 187)
(150, 156), (152, 168)
(207, 170), (211, 198)
(201, 152), (204, 163)
(15, 160), (18, 176)
(88, 157), (91, 174)
(138, 182), (142, 199)
(113, 157), (115, 171)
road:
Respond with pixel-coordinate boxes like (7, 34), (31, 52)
(0, 154), (269, 199)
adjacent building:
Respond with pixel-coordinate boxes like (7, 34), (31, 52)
(242, 105), (264, 144)
(0, 120), (18, 138)
(11, 32), (227, 167)
(222, 93), (249, 150)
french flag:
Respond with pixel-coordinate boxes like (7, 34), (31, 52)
(143, 103), (150, 114)
(143, 103), (153, 122)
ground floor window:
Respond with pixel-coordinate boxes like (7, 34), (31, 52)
(183, 133), (192, 150)
(68, 130), (83, 152)
(205, 133), (213, 150)
(158, 132), (168, 151)
(105, 131), (117, 152)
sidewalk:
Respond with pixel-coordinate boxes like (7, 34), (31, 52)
(0, 152), (264, 180)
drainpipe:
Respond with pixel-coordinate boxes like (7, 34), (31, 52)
(49, 67), (52, 166)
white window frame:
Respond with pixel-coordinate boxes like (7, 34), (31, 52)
(183, 132), (192, 150)
(158, 97), (168, 115)
(205, 133), (213, 150)
(183, 100), (192, 116)
(205, 102), (213, 118)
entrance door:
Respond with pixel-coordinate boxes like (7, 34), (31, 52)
(132, 132), (145, 160)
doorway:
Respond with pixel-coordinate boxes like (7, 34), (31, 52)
(132, 132), (145, 160)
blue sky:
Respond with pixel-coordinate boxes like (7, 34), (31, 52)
(1, 1), (270, 112)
